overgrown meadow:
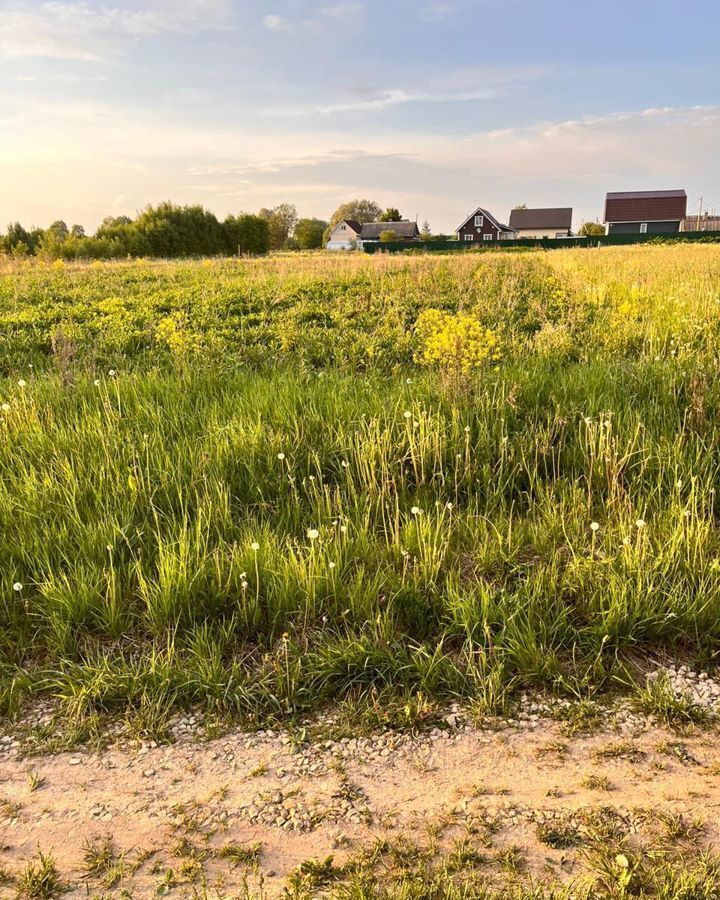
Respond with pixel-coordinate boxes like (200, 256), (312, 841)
(2, 245), (720, 734)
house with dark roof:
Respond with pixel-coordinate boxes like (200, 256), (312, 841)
(326, 219), (363, 250)
(456, 207), (516, 243)
(359, 220), (421, 242)
(603, 190), (687, 235)
(508, 207), (573, 238)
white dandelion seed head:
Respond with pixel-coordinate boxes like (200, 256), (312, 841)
(17, 379), (26, 388)
(13, 582), (23, 592)
(406, 378), (412, 384)
(94, 379), (100, 386)
(340, 525), (348, 534)
(108, 369), (116, 377)
(446, 502), (454, 510)
(635, 519), (646, 529)
(251, 541), (260, 551)
(277, 452), (285, 460)
(403, 410), (412, 419)
(622, 537), (631, 546)
(1, 403), (9, 411)
(464, 426), (470, 433)
(590, 522), (600, 532)
(241, 580), (248, 589)
(411, 506), (421, 516)
(307, 528), (320, 540)
(328, 561), (336, 569)
(341, 460), (349, 468)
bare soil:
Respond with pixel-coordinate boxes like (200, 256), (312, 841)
(1, 718), (720, 897)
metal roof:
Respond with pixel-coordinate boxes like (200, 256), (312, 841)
(605, 190), (686, 200)
(359, 221), (420, 239)
(508, 207), (573, 229)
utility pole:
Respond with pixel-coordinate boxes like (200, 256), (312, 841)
(697, 195), (703, 231)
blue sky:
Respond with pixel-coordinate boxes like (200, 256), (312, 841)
(0, 0), (718, 232)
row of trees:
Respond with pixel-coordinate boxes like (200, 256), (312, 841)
(0, 198), (440, 260)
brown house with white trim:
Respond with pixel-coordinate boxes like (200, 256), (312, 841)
(603, 190), (687, 234)
(456, 208), (515, 243)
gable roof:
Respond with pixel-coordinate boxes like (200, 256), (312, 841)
(456, 207), (514, 234)
(359, 220), (420, 239)
(331, 219), (362, 234)
(508, 207), (573, 230)
(604, 190), (687, 223)
(605, 190), (686, 201)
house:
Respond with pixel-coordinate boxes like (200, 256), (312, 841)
(683, 213), (720, 232)
(603, 190), (687, 235)
(326, 219), (362, 250)
(508, 207), (573, 238)
(456, 208), (516, 243)
(359, 220), (421, 242)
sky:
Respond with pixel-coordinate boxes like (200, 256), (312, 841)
(0, 0), (719, 234)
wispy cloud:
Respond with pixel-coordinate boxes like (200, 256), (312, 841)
(418, 0), (478, 23)
(264, 65), (551, 116)
(262, 2), (365, 36)
(268, 86), (497, 116)
(0, 0), (232, 61)
(0, 99), (717, 229)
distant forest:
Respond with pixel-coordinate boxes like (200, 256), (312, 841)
(0, 199), (440, 260)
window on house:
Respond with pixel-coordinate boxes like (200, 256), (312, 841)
(464, 234), (474, 241)
(639, 223), (647, 233)
(483, 233), (493, 241)
(341, 225), (346, 231)
(474, 215), (484, 228)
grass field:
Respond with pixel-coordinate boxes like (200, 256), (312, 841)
(2, 245), (720, 736)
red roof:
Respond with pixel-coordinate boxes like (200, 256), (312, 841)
(604, 190), (687, 223)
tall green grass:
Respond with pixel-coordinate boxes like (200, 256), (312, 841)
(2, 355), (720, 725)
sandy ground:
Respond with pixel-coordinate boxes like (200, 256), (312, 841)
(1, 717), (720, 898)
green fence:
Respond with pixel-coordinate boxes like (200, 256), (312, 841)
(362, 232), (720, 254)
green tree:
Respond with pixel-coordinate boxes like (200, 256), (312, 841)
(513, 203), (528, 209)
(47, 220), (69, 240)
(379, 230), (396, 243)
(579, 221), (605, 236)
(131, 203), (225, 257)
(378, 207), (402, 222)
(2, 222), (41, 256)
(294, 217), (328, 250)
(259, 204), (298, 250)
(420, 220), (432, 240)
(222, 214), (270, 255)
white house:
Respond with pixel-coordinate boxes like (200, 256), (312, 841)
(326, 219), (362, 250)
(508, 207), (574, 238)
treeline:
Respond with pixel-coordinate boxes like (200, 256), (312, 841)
(0, 197), (444, 260)
(0, 202), (329, 260)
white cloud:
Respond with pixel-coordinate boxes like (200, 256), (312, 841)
(262, 14), (286, 31)
(418, 0), (476, 23)
(264, 65), (551, 116)
(0, 100), (717, 230)
(262, 2), (365, 36)
(0, 0), (232, 61)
